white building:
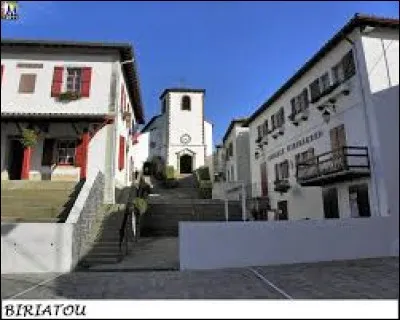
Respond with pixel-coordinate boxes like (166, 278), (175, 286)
(220, 118), (251, 185)
(136, 88), (213, 174)
(0, 39), (145, 204)
(247, 14), (399, 221)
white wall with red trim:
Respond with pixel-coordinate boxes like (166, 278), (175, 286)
(1, 52), (114, 115)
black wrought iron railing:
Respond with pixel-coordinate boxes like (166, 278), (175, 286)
(296, 146), (370, 182)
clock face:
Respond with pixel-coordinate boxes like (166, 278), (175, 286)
(180, 134), (191, 145)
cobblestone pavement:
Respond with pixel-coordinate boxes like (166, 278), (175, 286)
(2, 257), (398, 300)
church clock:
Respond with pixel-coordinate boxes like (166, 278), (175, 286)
(180, 134), (191, 145)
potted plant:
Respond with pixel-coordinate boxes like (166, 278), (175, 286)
(20, 128), (38, 148)
(58, 91), (81, 102)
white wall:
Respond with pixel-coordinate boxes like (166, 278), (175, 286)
(1, 223), (74, 273)
(131, 131), (150, 172)
(361, 28), (399, 94)
(1, 52), (115, 115)
(204, 121), (213, 157)
(179, 217), (398, 270)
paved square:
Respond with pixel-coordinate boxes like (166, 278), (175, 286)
(1, 257), (398, 299)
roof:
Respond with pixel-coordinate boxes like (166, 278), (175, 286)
(159, 88), (206, 100)
(246, 14), (399, 125)
(1, 39), (145, 124)
(222, 118), (249, 144)
(141, 114), (161, 132)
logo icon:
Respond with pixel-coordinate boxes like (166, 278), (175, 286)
(1, 1), (18, 20)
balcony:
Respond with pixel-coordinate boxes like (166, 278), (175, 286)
(274, 179), (291, 193)
(296, 146), (370, 186)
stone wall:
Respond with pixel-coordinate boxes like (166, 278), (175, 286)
(69, 171), (105, 268)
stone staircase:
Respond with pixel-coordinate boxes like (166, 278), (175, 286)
(1, 180), (80, 222)
(78, 186), (136, 268)
(141, 173), (243, 237)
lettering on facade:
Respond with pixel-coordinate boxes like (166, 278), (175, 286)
(267, 130), (323, 161)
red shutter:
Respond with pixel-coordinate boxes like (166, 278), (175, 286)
(51, 66), (64, 97)
(80, 67), (92, 97)
(75, 138), (84, 167)
(119, 136), (125, 170)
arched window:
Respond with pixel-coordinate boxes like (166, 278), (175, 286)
(181, 95), (191, 111)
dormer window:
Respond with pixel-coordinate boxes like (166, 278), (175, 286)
(181, 95), (191, 111)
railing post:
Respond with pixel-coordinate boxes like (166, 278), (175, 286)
(241, 182), (246, 221)
(224, 183), (229, 222)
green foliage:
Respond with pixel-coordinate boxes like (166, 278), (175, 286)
(197, 166), (211, 181)
(133, 197), (148, 216)
(199, 180), (212, 189)
(164, 178), (179, 188)
(58, 91), (81, 101)
(165, 165), (176, 179)
(20, 128), (38, 148)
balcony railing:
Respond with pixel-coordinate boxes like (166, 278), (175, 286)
(274, 179), (291, 193)
(296, 146), (370, 186)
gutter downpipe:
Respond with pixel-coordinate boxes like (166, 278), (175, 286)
(344, 30), (381, 217)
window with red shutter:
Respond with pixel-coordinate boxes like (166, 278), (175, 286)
(51, 66), (64, 97)
(119, 136), (125, 170)
(80, 67), (92, 97)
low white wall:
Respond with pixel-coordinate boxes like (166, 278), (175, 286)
(179, 216), (398, 270)
(1, 223), (74, 273)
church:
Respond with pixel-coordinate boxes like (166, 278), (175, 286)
(135, 88), (213, 175)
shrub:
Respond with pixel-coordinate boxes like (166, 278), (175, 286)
(20, 128), (38, 148)
(199, 187), (212, 199)
(164, 178), (179, 188)
(197, 166), (211, 181)
(165, 165), (175, 179)
(133, 197), (148, 216)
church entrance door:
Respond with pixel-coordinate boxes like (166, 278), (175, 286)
(180, 154), (193, 174)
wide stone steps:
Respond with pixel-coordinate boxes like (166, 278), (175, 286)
(140, 202), (243, 237)
(1, 181), (78, 222)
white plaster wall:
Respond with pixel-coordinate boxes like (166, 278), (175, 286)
(87, 125), (107, 180)
(1, 52), (115, 115)
(131, 131), (150, 171)
(167, 145), (205, 170)
(167, 92), (204, 146)
(361, 28), (399, 94)
(1, 223), (74, 273)
(204, 121), (213, 157)
(235, 126), (251, 186)
(179, 217), (397, 270)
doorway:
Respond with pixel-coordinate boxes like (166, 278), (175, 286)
(179, 154), (193, 174)
(277, 200), (288, 220)
(8, 138), (24, 180)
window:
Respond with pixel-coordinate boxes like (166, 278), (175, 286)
(349, 184), (371, 218)
(332, 50), (356, 84)
(56, 140), (76, 165)
(320, 72), (330, 92)
(181, 95), (191, 111)
(295, 148), (315, 165)
(323, 188), (340, 219)
(66, 68), (82, 93)
(272, 108), (285, 129)
(290, 90), (309, 115)
(18, 74), (37, 93)
(275, 160), (289, 181)
(257, 125), (262, 140)
(309, 78), (321, 102)
(262, 120), (268, 136)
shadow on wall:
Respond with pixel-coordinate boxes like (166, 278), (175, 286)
(58, 179), (86, 222)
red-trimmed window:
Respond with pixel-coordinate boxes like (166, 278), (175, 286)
(51, 66), (92, 97)
(119, 136), (126, 170)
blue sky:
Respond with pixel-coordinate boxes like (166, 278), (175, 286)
(2, 1), (399, 145)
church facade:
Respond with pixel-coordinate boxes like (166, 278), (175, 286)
(138, 88), (213, 174)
